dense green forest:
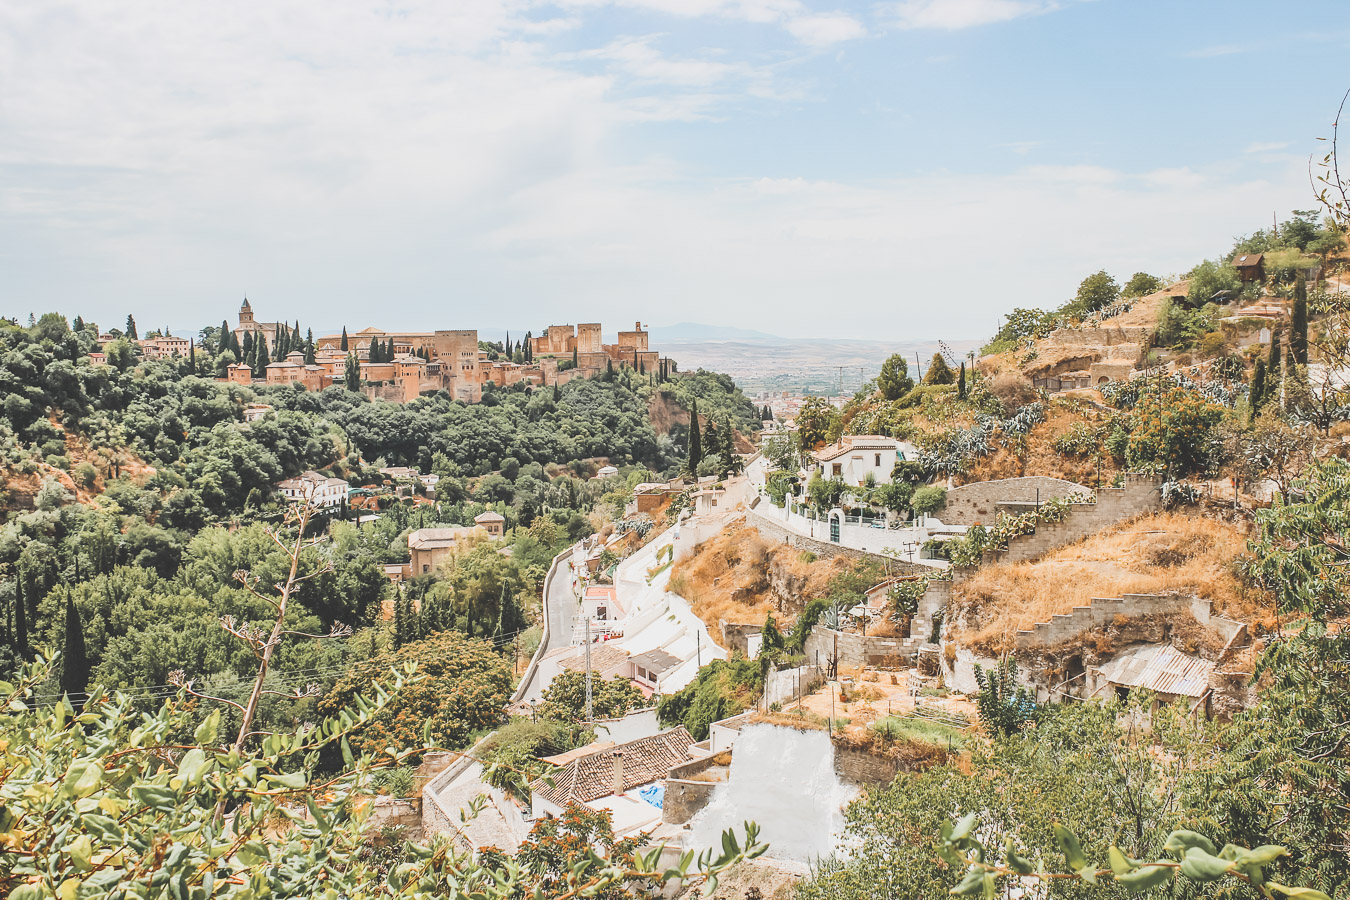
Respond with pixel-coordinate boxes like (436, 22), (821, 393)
(0, 311), (760, 742)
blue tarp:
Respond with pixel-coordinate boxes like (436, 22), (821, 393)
(638, 783), (665, 809)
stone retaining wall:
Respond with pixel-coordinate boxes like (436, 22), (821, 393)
(981, 473), (1163, 567)
(805, 626), (913, 669)
(1014, 593), (1246, 650)
(942, 476), (1090, 526)
(831, 745), (900, 786)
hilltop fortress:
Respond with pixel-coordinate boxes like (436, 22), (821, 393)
(225, 300), (675, 403)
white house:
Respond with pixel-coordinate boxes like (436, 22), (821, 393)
(276, 471), (349, 511)
(809, 435), (917, 487)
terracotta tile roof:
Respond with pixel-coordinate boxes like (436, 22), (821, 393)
(812, 435), (898, 462)
(559, 644), (631, 674)
(1233, 252), (1264, 267)
(532, 727), (695, 806)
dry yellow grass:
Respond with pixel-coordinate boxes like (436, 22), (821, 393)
(949, 512), (1274, 654)
(670, 522), (856, 646)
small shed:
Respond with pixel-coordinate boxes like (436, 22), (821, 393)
(1232, 252), (1265, 283)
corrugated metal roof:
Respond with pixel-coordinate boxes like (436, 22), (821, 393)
(1098, 643), (1214, 698)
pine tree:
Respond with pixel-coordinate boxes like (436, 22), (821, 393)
(72, 315), (84, 332)
(340, 326), (349, 351)
(688, 399), (702, 474)
(60, 595), (89, 699)
(1291, 273), (1309, 366)
(125, 315), (138, 340)
(958, 362), (967, 400)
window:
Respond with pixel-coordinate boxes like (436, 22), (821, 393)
(875, 453), (881, 467)
(422, 564), (429, 573)
(832, 463), (842, 477)
(597, 606), (607, 619)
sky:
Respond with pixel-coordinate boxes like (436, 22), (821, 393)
(2, 0), (1349, 342)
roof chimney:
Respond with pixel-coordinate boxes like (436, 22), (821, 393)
(611, 751), (626, 796)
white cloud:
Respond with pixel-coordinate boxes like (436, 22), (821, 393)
(0, 0), (1311, 342)
(889, 0), (1062, 30)
(557, 0), (864, 45)
(786, 12), (867, 46)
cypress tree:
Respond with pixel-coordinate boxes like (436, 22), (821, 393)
(688, 399), (702, 474)
(723, 416), (736, 462)
(345, 354), (360, 390)
(14, 577), (28, 661)
(1291, 273), (1309, 366)
(606, 357), (614, 379)
(60, 595), (89, 699)
(1250, 359), (1267, 421)
(125, 315), (138, 340)
(220, 319), (231, 353)
(188, 338), (196, 370)
(305, 331), (316, 365)
(1266, 329), (1282, 406)
(340, 326), (349, 351)
(958, 362), (967, 400)
(571, 347), (578, 368)
(242, 330), (254, 359)
(393, 589), (408, 648)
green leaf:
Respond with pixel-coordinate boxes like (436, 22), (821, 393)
(1053, 823), (1089, 871)
(264, 770), (307, 789)
(176, 749), (208, 786)
(1109, 845), (1139, 876)
(1237, 846), (1290, 866)
(950, 812), (978, 842)
(131, 785), (179, 811)
(69, 834), (94, 872)
(1004, 838), (1034, 876)
(1179, 847), (1235, 882)
(1163, 830), (1216, 857)
(80, 813), (123, 844)
(950, 865), (985, 896)
(194, 710), (221, 746)
(237, 841), (271, 866)
(60, 760), (104, 800)
(1268, 885), (1333, 900)
(1115, 864), (1174, 893)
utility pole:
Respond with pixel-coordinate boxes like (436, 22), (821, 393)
(584, 617), (593, 722)
(697, 630), (702, 668)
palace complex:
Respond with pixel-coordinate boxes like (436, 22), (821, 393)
(222, 300), (675, 403)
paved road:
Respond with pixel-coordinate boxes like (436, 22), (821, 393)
(519, 550), (579, 704)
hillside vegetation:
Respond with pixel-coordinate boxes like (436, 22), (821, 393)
(947, 512), (1272, 654)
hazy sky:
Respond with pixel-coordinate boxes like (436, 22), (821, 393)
(3, 0), (1348, 340)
